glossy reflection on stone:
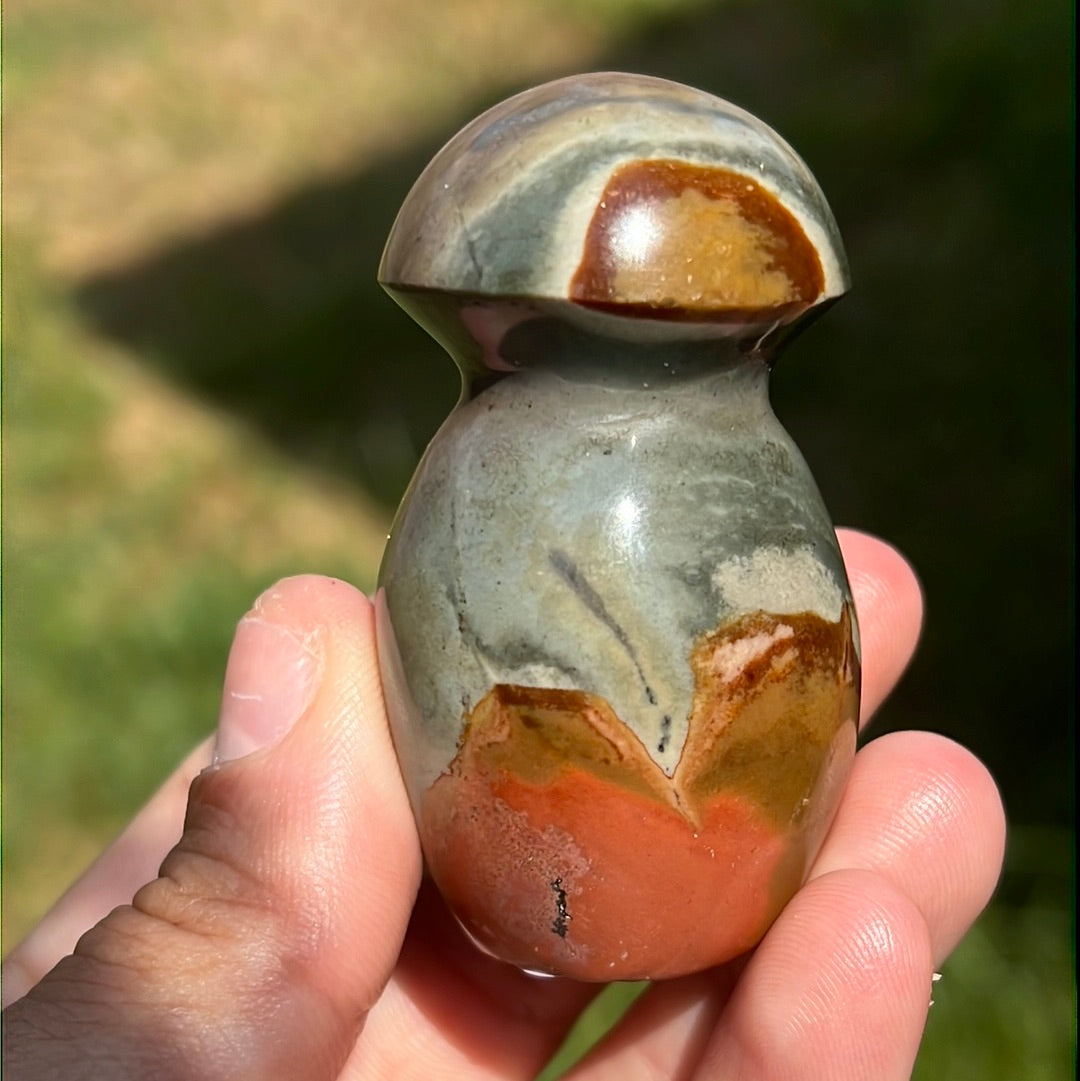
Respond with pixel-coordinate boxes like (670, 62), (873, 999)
(570, 159), (825, 321)
(376, 72), (860, 982)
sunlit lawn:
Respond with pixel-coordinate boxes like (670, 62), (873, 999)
(2, 1), (1073, 1077)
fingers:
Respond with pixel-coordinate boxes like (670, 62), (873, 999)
(686, 733), (1004, 1080)
(1, 737), (214, 1006)
(835, 528), (924, 728)
(808, 730), (1006, 962)
(560, 968), (740, 1081)
(3, 576), (422, 1081)
(696, 870), (934, 1081)
(343, 880), (599, 1080)
(569, 745), (1002, 1081)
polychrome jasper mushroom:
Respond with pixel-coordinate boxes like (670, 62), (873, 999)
(375, 72), (859, 981)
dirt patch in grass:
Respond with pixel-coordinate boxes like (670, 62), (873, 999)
(6, 0), (694, 277)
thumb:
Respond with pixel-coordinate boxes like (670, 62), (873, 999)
(2, 576), (422, 1081)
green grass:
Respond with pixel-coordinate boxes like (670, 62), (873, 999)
(914, 893), (1074, 1081)
(538, 982), (651, 1079)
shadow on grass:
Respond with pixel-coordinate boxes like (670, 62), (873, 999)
(72, 0), (1071, 831)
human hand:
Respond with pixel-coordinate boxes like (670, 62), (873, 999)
(1, 530), (1005, 1080)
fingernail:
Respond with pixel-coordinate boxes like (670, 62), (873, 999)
(214, 614), (323, 763)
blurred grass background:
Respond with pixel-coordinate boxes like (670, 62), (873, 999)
(2, 0), (1073, 1076)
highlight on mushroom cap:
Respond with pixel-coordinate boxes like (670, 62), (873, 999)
(379, 72), (849, 326)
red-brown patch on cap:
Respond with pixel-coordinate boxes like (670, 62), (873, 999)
(570, 159), (824, 322)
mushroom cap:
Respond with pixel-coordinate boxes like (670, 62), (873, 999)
(380, 72), (849, 326)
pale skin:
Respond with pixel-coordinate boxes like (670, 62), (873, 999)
(1, 530), (1006, 1081)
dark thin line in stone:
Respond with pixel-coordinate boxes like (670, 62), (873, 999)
(549, 548), (656, 706)
(658, 714), (672, 754)
(448, 582), (590, 688)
